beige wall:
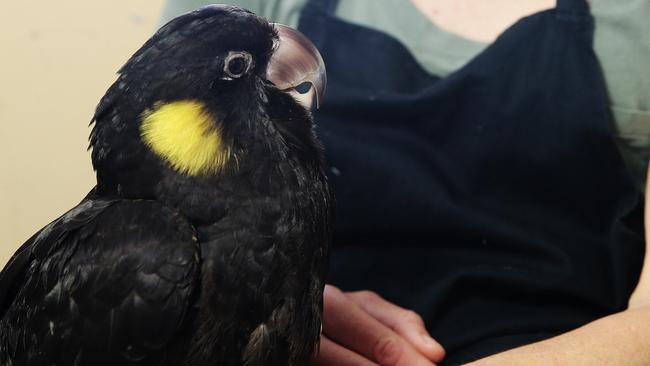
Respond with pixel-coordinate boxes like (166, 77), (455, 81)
(0, 1), (164, 267)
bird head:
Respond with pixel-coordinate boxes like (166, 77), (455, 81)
(89, 5), (327, 197)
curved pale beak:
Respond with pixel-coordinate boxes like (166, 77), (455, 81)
(266, 23), (327, 109)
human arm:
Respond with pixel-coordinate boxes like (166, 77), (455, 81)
(463, 306), (650, 365)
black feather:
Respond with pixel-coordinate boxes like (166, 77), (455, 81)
(1, 200), (199, 365)
(2, 5), (332, 366)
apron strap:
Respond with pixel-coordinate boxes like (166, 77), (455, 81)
(556, 0), (591, 23)
(298, 0), (339, 46)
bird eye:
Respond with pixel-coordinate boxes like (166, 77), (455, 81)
(223, 51), (253, 79)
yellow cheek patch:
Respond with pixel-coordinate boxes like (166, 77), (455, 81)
(140, 100), (230, 176)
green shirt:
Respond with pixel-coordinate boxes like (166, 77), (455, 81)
(162, 0), (650, 184)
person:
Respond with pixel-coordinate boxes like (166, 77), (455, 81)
(161, 1), (650, 365)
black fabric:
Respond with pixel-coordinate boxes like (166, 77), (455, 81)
(298, 0), (646, 364)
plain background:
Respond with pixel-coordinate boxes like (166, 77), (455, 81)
(0, 1), (164, 267)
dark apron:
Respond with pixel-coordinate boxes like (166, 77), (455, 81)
(297, 0), (645, 364)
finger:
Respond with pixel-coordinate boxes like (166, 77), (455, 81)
(323, 285), (436, 366)
(347, 290), (446, 363)
(311, 336), (378, 366)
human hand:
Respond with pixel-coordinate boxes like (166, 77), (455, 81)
(311, 285), (445, 366)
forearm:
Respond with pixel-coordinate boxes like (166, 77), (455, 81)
(465, 305), (650, 366)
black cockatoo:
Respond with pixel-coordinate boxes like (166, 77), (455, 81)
(0, 5), (332, 366)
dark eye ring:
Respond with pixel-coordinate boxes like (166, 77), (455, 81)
(223, 51), (253, 79)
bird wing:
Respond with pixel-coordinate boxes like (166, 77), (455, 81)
(0, 199), (200, 365)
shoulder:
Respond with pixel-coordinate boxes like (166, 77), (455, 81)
(0, 199), (115, 315)
(0, 199), (200, 364)
(591, 0), (650, 148)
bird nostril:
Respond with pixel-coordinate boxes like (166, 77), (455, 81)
(294, 82), (312, 94)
